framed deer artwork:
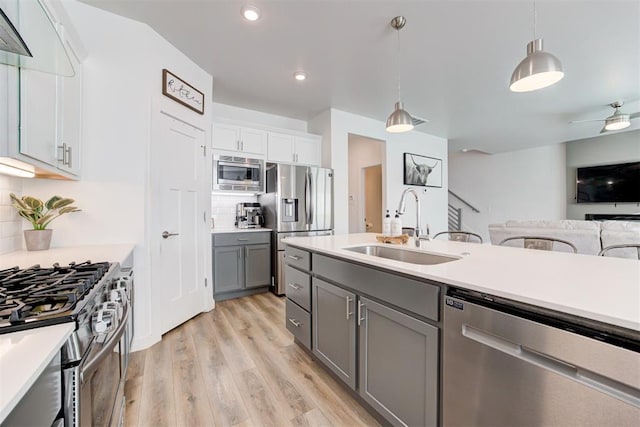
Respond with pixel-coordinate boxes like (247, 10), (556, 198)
(403, 153), (442, 188)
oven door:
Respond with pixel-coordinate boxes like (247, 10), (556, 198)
(77, 303), (129, 427)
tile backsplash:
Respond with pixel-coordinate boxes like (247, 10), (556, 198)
(0, 176), (23, 254)
(211, 194), (258, 229)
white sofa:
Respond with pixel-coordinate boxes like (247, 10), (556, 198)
(488, 219), (640, 258)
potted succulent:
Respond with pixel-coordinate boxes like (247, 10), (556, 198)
(10, 193), (81, 251)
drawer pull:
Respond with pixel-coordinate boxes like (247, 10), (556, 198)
(237, 238), (249, 241)
(288, 318), (301, 327)
(287, 255), (302, 260)
(288, 283), (302, 290)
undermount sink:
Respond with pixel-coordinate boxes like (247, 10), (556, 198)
(344, 245), (459, 265)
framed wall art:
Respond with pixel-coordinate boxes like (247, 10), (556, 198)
(162, 69), (205, 114)
(403, 153), (442, 188)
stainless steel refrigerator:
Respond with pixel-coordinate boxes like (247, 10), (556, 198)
(258, 163), (333, 295)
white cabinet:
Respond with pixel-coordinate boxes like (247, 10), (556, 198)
(294, 135), (321, 165)
(212, 124), (266, 156)
(267, 131), (320, 166)
(18, 25), (83, 177)
(267, 132), (294, 163)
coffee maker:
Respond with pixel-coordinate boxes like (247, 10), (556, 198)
(235, 202), (264, 228)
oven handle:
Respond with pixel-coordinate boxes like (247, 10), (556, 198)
(217, 161), (261, 169)
(80, 302), (129, 382)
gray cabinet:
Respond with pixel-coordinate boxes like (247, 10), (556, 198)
(245, 243), (271, 288)
(358, 297), (439, 427)
(284, 265), (310, 311)
(213, 232), (271, 300)
(284, 246), (313, 350)
(312, 278), (357, 389)
(213, 246), (243, 293)
(286, 299), (311, 349)
(291, 249), (441, 427)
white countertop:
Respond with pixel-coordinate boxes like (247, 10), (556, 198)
(0, 243), (136, 269)
(283, 233), (640, 332)
(0, 323), (75, 423)
(211, 228), (271, 234)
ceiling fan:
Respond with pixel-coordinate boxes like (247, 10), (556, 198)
(570, 101), (640, 133)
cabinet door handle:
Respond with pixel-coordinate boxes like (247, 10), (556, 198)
(288, 283), (302, 290)
(346, 296), (353, 319)
(357, 300), (366, 326)
(288, 318), (301, 327)
(287, 255), (302, 261)
(65, 145), (72, 168)
(245, 246), (249, 257)
(58, 143), (71, 166)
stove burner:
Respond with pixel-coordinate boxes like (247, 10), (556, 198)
(0, 261), (111, 333)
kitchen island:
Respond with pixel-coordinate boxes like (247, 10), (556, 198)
(282, 233), (640, 427)
(284, 233), (639, 331)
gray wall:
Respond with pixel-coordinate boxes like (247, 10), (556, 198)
(566, 130), (640, 219)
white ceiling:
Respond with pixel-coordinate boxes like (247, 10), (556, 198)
(81, 0), (640, 153)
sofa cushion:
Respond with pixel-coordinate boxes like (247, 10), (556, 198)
(489, 220), (602, 255)
(600, 221), (640, 259)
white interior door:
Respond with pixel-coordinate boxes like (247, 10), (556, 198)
(152, 110), (208, 335)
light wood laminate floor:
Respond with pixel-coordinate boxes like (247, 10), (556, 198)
(124, 292), (380, 427)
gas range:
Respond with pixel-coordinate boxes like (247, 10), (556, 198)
(0, 259), (134, 427)
(0, 261), (114, 334)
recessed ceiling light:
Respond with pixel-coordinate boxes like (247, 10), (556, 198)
(293, 71), (307, 81)
(241, 5), (261, 22)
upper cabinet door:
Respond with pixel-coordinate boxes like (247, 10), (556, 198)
(239, 127), (266, 155)
(57, 35), (82, 175)
(294, 135), (320, 166)
(212, 123), (241, 151)
(268, 132), (295, 163)
(212, 124), (266, 155)
(17, 22), (83, 177)
(19, 69), (59, 167)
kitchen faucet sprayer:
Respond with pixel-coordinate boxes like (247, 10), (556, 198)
(397, 187), (430, 246)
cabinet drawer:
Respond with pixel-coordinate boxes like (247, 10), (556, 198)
(314, 254), (440, 322)
(214, 232), (270, 246)
(286, 299), (311, 350)
(284, 265), (310, 311)
(284, 246), (311, 271)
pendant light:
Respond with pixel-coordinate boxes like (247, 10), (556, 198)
(386, 16), (414, 133)
(510, 1), (564, 92)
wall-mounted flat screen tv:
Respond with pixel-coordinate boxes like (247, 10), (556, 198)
(576, 161), (640, 203)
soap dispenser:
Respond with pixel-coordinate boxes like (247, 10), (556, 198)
(391, 210), (402, 236)
(382, 210), (391, 236)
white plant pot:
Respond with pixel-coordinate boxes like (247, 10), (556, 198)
(24, 229), (53, 251)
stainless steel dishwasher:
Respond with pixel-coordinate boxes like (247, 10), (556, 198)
(443, 287), (640, 427)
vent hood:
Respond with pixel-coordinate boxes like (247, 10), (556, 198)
(0, 0), (74, 76)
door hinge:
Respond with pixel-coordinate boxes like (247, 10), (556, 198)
(204, 278), (208, 288)
(204, 211), (206, 222)
(201, 145), (206, 156)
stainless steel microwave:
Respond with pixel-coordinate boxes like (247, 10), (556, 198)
(213, 154), (264, 192)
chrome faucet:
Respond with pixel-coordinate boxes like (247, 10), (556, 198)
(397, 188), (430, 247)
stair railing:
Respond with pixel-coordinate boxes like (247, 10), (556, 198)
(447, 190), (480, 231)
